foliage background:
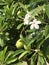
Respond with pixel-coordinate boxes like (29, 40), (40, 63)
(0, 0), (49, 65)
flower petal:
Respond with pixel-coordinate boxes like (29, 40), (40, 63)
(30, 24), (34, 29)
(29, 21), (33, 25)
(35, 21), (41, 24)
(33, 19), (37, 22)
(34, 24), (39, 29)
(25, 12), (31, 19)
(24, 19), (29, 25)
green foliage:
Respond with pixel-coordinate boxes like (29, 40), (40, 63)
(37, 55), (46, 65)
(0, 0), (49, 65)
(0, 47), (25, 65)
(0, 47), (17, 65)
(45, 4), (49, 18)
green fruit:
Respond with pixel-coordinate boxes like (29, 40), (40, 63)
(16, 39), (23, 49)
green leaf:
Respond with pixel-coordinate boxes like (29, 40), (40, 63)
(0, 38), (5, 47)
(5, 49), (24, 62)
(3, 46), (7, 57)
(45, 4), (49, 18)
(11, 49), (24, 58)
(0, 51), (4, 62)
(28, 38), (35, 47)
(17, 23), (23, 30)
(31, 54), (37, 65)
(6, 57), (17, 64)
(0, 3), (6, 5)
(20, 34), (26, 44)
(31, 5), (45, 18)
(43, 25), (49, 37)
(0, 47), (7, 62)
(0, 16), (3, 24)
(26, 29), (35, 33)
(45, 45), (49, 59)
(5, 51), (14, 61)
(17, 10), (26, 18)
(18, 51), (29, 59)
(37, 55), (46, 65)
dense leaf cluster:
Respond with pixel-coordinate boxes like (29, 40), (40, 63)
(0, 0), (49, 65)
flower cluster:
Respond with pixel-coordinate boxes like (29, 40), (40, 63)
(24, 12), (41, 29)
(24, 12), (31, 25)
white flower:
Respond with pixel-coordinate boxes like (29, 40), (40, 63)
(24, 12), (31, 25)
(24, 19), (29, 25)
(25, 12), (31, 19)
(29, 19), (41, 29)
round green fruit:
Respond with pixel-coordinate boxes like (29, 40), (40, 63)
(15, 39), (23, 49)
